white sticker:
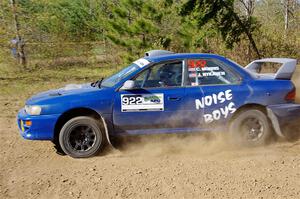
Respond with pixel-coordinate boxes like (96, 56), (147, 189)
(133, 58), (150, 68)
(189, 66), (226, 77)
(121, 93), (164, 112)
(202, 71), (226, 77)
(195, 90), (236, 123)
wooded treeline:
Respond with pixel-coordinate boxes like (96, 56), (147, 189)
(0, 0), (299, 68)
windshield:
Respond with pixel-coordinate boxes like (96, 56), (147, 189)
(101, 63), (140, 87)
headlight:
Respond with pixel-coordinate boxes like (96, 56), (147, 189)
(25, 105), (42, 115)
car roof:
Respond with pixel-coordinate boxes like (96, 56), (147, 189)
(143, 52), (254, 81)
(145, 53), (226, 63)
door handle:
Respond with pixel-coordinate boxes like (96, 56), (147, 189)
(168, 96), (181, 101)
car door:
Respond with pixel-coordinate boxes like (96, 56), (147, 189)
(113, 60), (188, 135)
(185, 57), (249, 128)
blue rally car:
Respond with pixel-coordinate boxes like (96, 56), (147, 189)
(17, 50), (300, 158)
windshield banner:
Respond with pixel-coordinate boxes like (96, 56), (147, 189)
(133, 58), (150, 68)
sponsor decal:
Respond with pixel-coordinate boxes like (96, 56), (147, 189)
(144, 95), (161, 103)
(133, 58), (150, 68)
(121, 93), (164, 112)
(195, 89), (236, 123)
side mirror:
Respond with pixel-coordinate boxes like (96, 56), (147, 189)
(120, 80), (135, 90)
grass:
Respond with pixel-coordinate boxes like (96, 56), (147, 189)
(0, 60), (124, 118)
(0, 61), (123, 96)
(0, 58), (299, 111)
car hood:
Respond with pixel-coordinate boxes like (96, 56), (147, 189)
(26, 83), (100, 105)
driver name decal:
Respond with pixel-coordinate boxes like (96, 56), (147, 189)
(189, 66), (226, 77)
(195, 89), (236, 123)
(121, 93), (164, 112)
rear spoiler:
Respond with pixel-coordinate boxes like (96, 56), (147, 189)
(245, 58), (297, 80)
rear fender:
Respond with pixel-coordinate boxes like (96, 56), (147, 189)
(267, 104), (300, 137)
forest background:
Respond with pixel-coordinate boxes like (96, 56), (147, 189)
(0, 0), (299, 78)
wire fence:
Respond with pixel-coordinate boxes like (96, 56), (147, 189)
(3, 40), (119, 68)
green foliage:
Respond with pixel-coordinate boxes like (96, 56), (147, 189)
(106, 0), (162, 61)
(0, 0), (299, 68)
(180, 0), (259, 49)
(18, 0), (106, 41)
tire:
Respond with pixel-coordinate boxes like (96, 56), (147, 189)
(59, 116), (106, 158)
(229, 108), (273, 146)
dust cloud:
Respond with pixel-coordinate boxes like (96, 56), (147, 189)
(294, 69), (300, 102)
(109, 132), (241, 158)
(113, 67), (300, 157)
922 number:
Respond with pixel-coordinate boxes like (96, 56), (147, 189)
(122, 96), (143, 105)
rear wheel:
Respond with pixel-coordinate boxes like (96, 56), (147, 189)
(229, 109), (273, 146)
(59, 116), (106, 158)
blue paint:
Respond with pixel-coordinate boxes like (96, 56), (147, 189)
(17, 53), (300, 141)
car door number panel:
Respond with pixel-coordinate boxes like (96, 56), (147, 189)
(121, 94), (164, 112)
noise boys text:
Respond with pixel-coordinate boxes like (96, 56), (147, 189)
(195, 89), (236, 123)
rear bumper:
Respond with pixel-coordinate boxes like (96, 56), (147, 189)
(17, 108), (60, 140)
(267, 104), (300, 137)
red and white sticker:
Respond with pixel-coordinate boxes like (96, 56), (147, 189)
(188, 60), (207, 69)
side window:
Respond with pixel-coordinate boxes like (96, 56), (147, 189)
(134, 61), (183, 88)
(188, 59), (240, 86)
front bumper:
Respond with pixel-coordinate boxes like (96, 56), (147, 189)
(267, 103), (300, 137)
(17, 108), (60, 140)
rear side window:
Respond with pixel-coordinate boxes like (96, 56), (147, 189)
(187, 58), (240, 86)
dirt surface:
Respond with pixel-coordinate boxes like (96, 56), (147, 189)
(1, 71), (300, 199)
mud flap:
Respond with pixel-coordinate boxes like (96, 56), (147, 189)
(267, 104), (300, 138)
(267, 108), (284, 137)
(100, 115), (115, 149)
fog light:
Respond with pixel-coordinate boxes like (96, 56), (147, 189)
(25, 120), (32, 126)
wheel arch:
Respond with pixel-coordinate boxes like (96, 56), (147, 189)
(230, 103), (267, 123)
(53, 107), (112, 147)
(230, 103), (284, 138)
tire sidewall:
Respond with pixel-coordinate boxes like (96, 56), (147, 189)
(59, 116), (104, 158)
(229, 109), (272, 146)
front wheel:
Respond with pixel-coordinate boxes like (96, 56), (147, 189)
(229, 109), (273, 146)
(59, 116), (106, 158)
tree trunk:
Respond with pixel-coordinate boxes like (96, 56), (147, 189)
(284, 0), (289, 35)
(222, 0), (261, 58)
(10, 0), (26, 67)
(239, 0), (256, 61)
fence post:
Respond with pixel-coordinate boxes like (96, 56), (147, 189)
(10, 0), (27, 67)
